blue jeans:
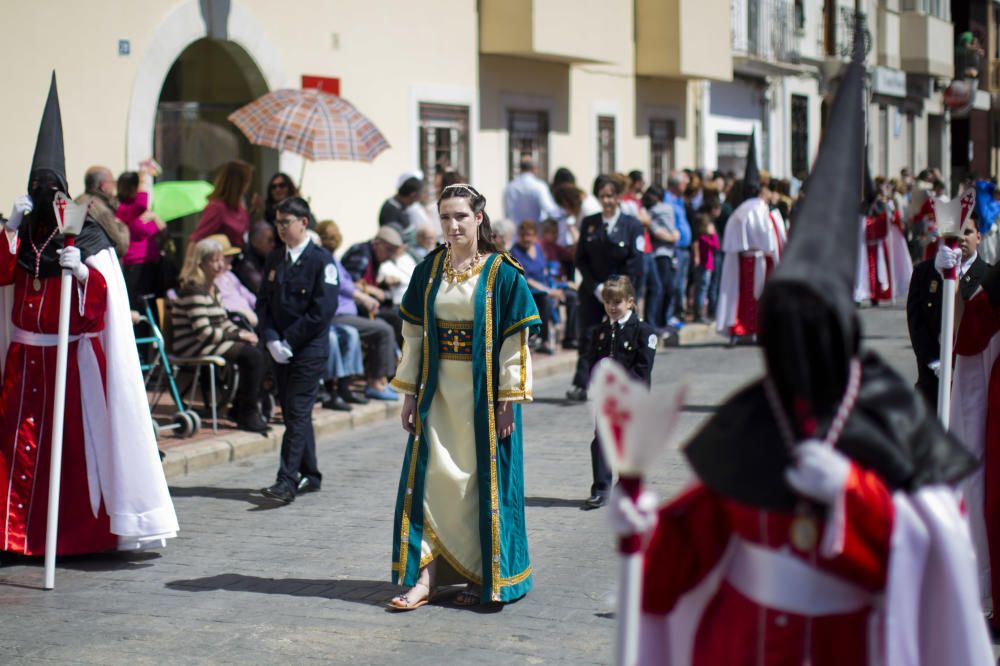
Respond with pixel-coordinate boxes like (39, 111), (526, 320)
(665, 247), (690, 322)
(325, 324), (363, 380)
(641, 254), (663, 325)
(649, 255), (675, 328)
(708, 251), (723, 315)
(693, 266), (712, 317)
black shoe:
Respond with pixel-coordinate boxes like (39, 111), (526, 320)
(565, 387), (587, 401)
(582, 494), (607, 510)
(561, 340), (578, 350)
(261, 483), (295, 504)
(297, 477), (321, 494)
(237, 411), (270, 434)
(340, 390), (369, 405)
(322, 395), (353, 412)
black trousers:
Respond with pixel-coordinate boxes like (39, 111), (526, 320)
(915, 366), (939, 410)
(530, 292), (552, 343)
(561, 288), (579, 345)
(590, 432), (612, 497)
(274, 355), (325, 493)
(223, 342), (266, 415)
(572, 288), (606, 389)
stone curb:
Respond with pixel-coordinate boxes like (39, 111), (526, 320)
(162, 326), (714, 480)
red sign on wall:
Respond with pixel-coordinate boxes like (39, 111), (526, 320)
(301, 75), (340, 96)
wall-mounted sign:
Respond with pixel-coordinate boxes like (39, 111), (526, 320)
(302, 75), (340, 96)
(872, 66), (906, 98)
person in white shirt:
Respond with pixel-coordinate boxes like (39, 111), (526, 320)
(503, 157), (560, 224)
(377, 242), (418, 306)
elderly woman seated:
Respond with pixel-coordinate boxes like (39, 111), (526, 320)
(172, 238), (269, 433)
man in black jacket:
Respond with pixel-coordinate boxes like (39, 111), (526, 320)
(257, 197), (339, 505)
(907, 217), (989, 405)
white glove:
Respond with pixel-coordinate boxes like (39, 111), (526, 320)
(928, 360), (941, 378)
(608, 484), (659, 540)
(56, 246), (89, 282)
(7, 195), (32, 233)
(266, 339), (294, 364)
(934, 244), (962, 275)
(594, 282), (605, 303)
(784, 440), (851, 506)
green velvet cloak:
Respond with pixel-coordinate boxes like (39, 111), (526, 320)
(391, 248), (541, 603)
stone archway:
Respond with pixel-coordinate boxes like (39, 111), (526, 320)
(125, 0), (289, 169)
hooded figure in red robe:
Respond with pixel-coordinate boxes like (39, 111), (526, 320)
(608, 25), (993, 665)
(0, 73), (177, 556)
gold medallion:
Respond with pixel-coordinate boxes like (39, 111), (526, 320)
(790, 515), (818, 551)
(33, 278), (41, 292)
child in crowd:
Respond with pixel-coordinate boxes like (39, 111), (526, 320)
(578, 276), (657, 509)
(692, 212), (719, 322)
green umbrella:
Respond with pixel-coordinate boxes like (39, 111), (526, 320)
(152, 180), (214, 222)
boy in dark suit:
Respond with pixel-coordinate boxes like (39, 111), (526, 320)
(579, 277), (658, 509)
(907, 217), (989, 405)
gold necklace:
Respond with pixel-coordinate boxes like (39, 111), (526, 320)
(443, 246), (484, 283)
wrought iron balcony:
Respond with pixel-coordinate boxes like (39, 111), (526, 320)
(731, 0), (805, 75)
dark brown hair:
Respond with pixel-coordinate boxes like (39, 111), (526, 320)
(209, 160), (254, 211)
(437, 184), (500, 254)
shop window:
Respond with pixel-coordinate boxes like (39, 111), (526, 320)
(597, 115), (616, 174)
(649, 119), (676, 188)
(419, 103), (470, 198)
(508, 110), (549, 181)
(790, 95), (809, 178)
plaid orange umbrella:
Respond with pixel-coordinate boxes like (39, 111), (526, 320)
(227, 88), (390, 163)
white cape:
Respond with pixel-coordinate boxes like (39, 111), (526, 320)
(0, 246), (177, 547)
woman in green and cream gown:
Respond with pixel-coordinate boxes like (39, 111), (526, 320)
(388, 184), (540, 609)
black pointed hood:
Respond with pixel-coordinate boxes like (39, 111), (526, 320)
(862, 152), (877, 213)
(682, 22), (979, 510)
(742, 128), (760, 198)
(29, 72), (67, 193)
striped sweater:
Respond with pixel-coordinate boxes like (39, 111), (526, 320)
(171, 284), (242, 358)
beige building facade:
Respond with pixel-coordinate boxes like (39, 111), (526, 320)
(0, 0), (735, 249)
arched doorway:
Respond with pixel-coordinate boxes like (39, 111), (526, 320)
(154, 38), (278, 242)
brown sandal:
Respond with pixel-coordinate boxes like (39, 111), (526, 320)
(387, 582), (432, 611)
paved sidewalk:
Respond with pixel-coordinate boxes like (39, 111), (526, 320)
(160, 323), (717, 480)
(0, 308), (934, 664)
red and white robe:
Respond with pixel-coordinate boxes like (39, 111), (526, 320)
(0, 233), (178, 555)
(637, 468), (992, 664)
(854, 204), (912, 304)
(0, 238), (115, 555)
(715, 199), (784, 338)
(950, 289), (1000, 626)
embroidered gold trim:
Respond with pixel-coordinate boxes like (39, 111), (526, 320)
(396, 250), (443, 582)
(422, 524), (483, 584)
(437, 318), (473, 330)
(484, 257), (503, 600)
(400, 303), (421, 323)
(498, 389), (532, 401)
(502, 314), (541, 337)
(440, 352), (473, 362)
(519, 328), (527, 395)
(390, 378), (417, 394)
(500, 565), (532, 587)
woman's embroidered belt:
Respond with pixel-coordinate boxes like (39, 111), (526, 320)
(437, 319), (473, 361)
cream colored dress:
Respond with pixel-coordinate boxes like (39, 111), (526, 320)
(391, 262), (533, 581)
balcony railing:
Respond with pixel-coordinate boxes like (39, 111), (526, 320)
(731, 0), (799, 64)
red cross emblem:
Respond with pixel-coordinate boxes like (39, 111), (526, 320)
(602, 397), (632, 458)
(54, 197), (68, 229)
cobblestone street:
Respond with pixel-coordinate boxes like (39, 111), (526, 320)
(0, 307), (919, 665)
